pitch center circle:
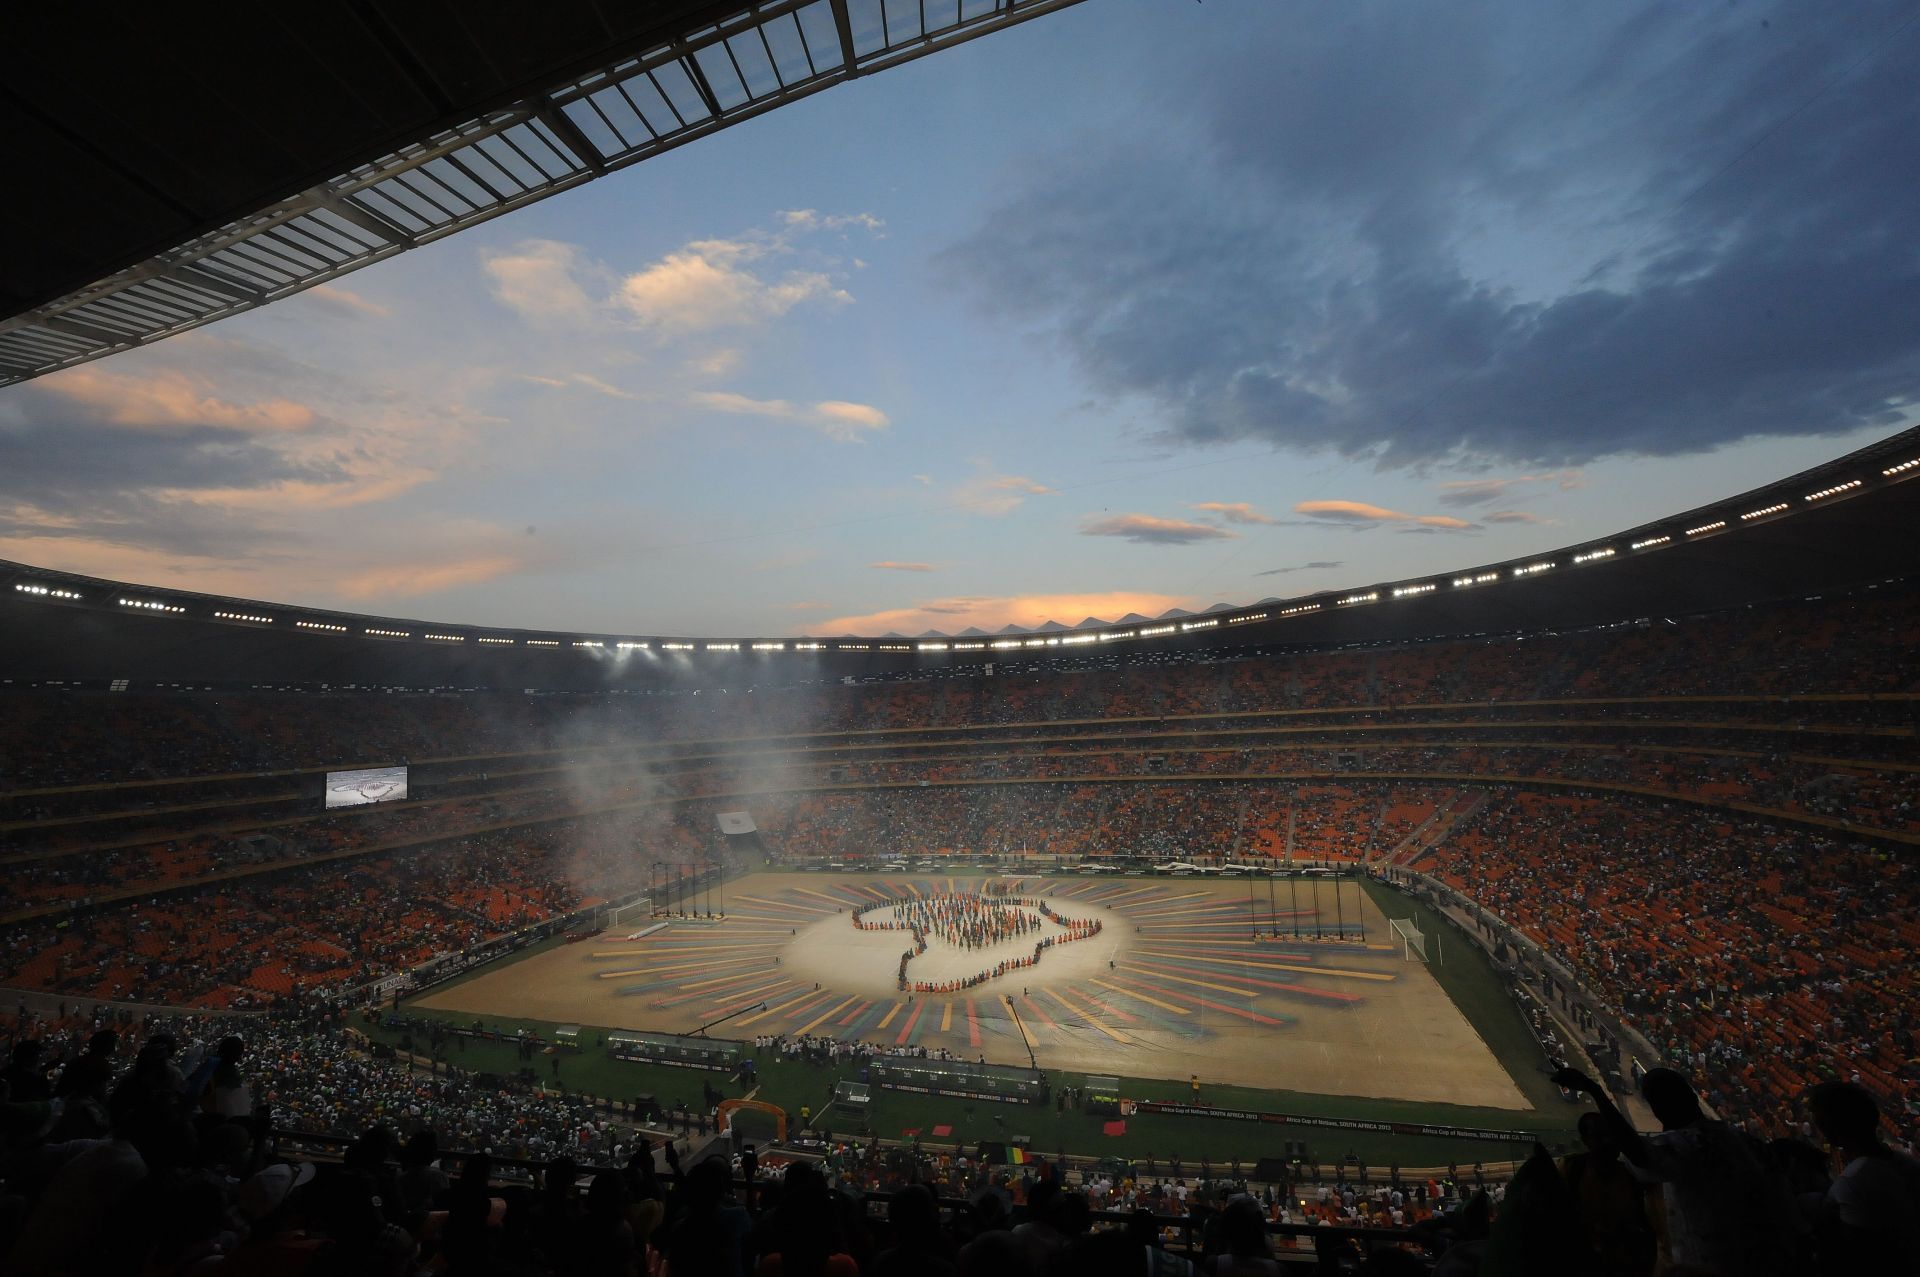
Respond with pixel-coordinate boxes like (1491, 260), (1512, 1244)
(779, 890), (1119, 1000)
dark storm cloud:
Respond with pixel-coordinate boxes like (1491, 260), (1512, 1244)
(944, 2), (1920, 467)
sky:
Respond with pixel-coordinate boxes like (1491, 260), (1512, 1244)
(2, 0), (1917, 637)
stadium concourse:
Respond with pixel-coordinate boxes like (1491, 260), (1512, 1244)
(1, 573), (1918, 1271)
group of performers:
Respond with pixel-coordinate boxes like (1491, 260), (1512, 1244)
(849, 890), (1102, 992)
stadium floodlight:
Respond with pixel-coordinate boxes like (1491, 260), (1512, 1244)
(476, 636), (513, 645)
(528, 638), (562, 647)
(17, 584), (82, 599)
(1452, 572), (1499, 587)
(616, 641), (649, 649)
(1685, 520), (1727, 536)
(366, 627), (411, 638)
(1137, 624), (1177, 636)
(1739, 503), (1788, 521)
(119, 597), (185, 614)
(214, 611), (272, 623)
(752, 642), (785, 650)
(1339, 592), (1378, 605)
(1571, 548), (1615, 564)
(1391, 583), (1436, 598)
(1630, 535), (1671, 550)
(1884, 457), (1920, 476)
(1061, 632), (1100, 643)
(953, 641), (986, 650)
(1512, 562), (1553, 577)
(1803, 480), (1862, 501)
(424, 632), (465, 642)
(1227, 612), (1266, 624)
(659, 642), (694, 650)
(705, 642), (740, 650)
(294, 619), (347, 632)
(837, 643), (870, 651)
(1279, 603), (1321, 616)
(793, 642), (824, 650)
(573, 640), (604, 648)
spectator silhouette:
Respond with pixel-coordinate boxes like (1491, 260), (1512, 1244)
(1806, 1080), (1920, 1273)
(1554, 1065), (1802, 1275)
(1558, 1112), (1655, 1276)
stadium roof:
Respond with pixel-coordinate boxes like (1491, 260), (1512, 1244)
(4, 425), (1918, 689)
(0, 0), (1083, 386)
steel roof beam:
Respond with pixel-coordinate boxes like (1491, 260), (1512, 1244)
(0, 0), (1089, 388)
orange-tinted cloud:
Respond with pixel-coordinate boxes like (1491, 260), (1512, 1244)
(332, 554), (528, 601)
(1190, 501), (1278, 525)
(1081, 513), (1235, 544)
(1293, 500), (1474, 530)
(811, 590), (1193, 636)
(40, 367), (317, 434)
(870, 561), (936, 572)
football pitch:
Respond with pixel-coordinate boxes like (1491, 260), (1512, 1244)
(385, 870), (1575, 1166)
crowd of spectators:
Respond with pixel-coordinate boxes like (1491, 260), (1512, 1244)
(4, 584), (1915, 793)
(4, 999), (1919, 1274)
(1427, 793), (1920, 1141)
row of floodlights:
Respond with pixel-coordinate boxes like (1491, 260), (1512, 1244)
(9, 458), (1916, 650)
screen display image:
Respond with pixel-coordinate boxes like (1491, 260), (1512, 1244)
(324, 765), (409, 809)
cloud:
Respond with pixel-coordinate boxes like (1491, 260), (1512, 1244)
(333, 554), (528, 601)
(1191, 501), (1278, 525)
(38, 367), (317, 434)
(619, 242), (847, 332)
(950, 471), (1055, 516)
(304, 284), (391, 319)
(812, 590), (1192, 636)
(779, 210), (885, 234)
(870, 560), (935, 572)
(571, 373), (639, 401)
(942, 4), (1920, 467)
(1482, 509), (1556, 525)
(481, 239), (597, 325)
(690, 391), (890, 441)
(1081, 513), (1237, 544)
(485, 214), (878, 335)
(0, 333), (489, 579)
(690, 348), (743, 378)
(811, 400), (891, 441)
(1255, 560), (1344, 577)
(1436, 471), (1584, 507)
(911, 473), (934, 486)
(1292, 500), (1475, 530)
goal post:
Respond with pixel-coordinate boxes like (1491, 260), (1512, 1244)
(1389, 917), (1429, 963)
(605, 897), (653, 931)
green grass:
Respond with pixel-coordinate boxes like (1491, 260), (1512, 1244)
(374, 878), (1579, 1168)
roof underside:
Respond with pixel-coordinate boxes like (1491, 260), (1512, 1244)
(0, 0), (1083, 385)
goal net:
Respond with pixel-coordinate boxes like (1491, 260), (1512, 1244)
(1389, 917), (1429, 963)
(605, 897), (653, 932)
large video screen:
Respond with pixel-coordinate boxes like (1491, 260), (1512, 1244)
(325, 765), (409, 809)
